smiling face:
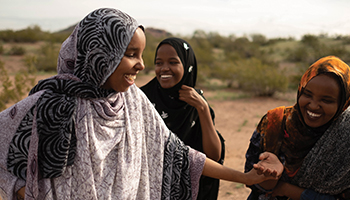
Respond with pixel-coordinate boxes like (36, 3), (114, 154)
(298, 74), (340, 128)
(102, 28), (146, 92)
(155, 44), (184, 89)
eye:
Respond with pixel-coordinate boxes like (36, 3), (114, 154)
(322, 99), (335, 104)
(302, 92), (312, 98)
(125, 53), (134, 58)
(170, 61), (180, 65)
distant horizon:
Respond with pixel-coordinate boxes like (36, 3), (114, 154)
(1, 17), (348, 41)
(1, 0), (350, 40)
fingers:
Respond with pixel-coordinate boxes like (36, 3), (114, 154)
(271, 170), (278, 177)
(179, 85), (200, 102)
(253, 163), (279, 178)
(259, 152), (271, 161)
(253, 164), (264, 175)
(180, 85), (191, 90)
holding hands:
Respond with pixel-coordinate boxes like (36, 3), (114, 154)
(244, 152), (284, 186)
(253, 152), (284, 178)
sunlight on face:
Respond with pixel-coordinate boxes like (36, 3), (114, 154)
(154, 44), (184, 89)
(103, 28), (146, 92)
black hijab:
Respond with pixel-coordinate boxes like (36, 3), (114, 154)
(141, 37), (225, 200)
(141, 37), (206, 150)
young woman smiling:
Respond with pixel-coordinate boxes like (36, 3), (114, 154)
(0, 9), (281, 200)
(141, 38), (225, 200)
(245, 56), (350, 200)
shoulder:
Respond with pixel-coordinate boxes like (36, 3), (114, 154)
(332, 106), (350, 128)
(127, 84), (149, 102)
(258, 106), (287, 130)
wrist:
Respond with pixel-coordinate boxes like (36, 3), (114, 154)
(196, 103), (209, 113)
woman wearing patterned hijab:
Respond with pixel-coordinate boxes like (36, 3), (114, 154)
(141, 38), (225, 200)
(0, 8), (281, 200)
(245, 56), (350, 200)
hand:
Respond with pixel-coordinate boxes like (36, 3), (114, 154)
(178, 85), (207, 110)
(253, 152), (284, 178)
(245, 168), (280, 186)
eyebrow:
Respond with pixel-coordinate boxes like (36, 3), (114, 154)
(304, 89), (338, 100)
(156, 57), (180, 60)
(126, 47), (139, 51)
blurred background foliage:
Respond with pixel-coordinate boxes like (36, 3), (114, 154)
(1, 24), (350, 110)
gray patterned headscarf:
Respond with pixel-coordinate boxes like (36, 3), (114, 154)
(58, 8), (140, 87)
(7, 7), (139, 180)
(2, 8), (205, 200)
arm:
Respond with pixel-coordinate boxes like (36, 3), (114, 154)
(202, 155), (281, 186)
(272, 181), (304, 200)
(272, 182), (338, 200)
(178, 85), (221, 161)
(245, 129), (282, 191)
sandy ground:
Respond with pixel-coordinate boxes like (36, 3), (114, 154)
(135, 75), (294, 200)
(210, 97), (292, 199)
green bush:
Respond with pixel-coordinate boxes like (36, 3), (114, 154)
(36, 42), (60, 72)
(0, 59), (36, 111)
(8, 46), (26, 56)
(234, 58), (288, 96)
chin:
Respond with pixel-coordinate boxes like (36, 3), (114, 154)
(119, 87), (130, 92)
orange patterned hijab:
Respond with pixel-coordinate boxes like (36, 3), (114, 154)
(259, 56), (350, 177)
(298, 55), (350, 117)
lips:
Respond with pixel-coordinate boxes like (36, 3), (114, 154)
(160, 74), (172, 79)
(125, 74), (136, 83)
(307, 110), (321, 118)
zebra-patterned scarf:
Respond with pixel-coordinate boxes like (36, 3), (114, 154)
(7, 7), (134, 180)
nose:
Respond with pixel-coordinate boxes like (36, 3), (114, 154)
(160, 64), (170, 71)
(136, 58), (145, 71)
(308, 99), (320, 110)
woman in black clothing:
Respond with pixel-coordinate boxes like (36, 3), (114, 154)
(141, 37), (225, 200)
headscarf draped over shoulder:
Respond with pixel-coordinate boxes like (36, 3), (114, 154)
(259, 56), (350, 194)
(6, 8), (140, 180)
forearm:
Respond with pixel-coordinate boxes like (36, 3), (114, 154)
(272, 182), (304, 200)
(256, 180), (279, 191)
(202, 158), (248, 183)
(196, 104), (221, 161)
(202, 158), (270, 186)
(281, 184), (303, 200)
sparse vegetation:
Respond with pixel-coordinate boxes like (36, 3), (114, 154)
(0, 59), (36, 111)
(8, 45), (26, 56)
(2, 25), (350, 110)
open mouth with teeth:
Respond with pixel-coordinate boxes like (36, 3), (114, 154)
(125, 74), (136, 82)
(307, 110), (321, 118)
(160, 75), (172, 79)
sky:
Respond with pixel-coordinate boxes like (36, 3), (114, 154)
(1, 0), (350, 39)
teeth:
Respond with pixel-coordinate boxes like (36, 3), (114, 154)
(307, 110), (321, 118)
(125, 74), (136, 81)
(161, 75), (172, 78)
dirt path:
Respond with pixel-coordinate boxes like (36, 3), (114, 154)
(136, 74), (294, 199)
(209, 98), (292, 199)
